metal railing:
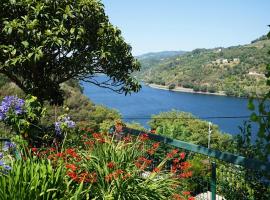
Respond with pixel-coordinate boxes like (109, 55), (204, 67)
(114, 126), (270, 200)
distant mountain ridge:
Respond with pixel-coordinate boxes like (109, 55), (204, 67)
(136, 51), (186, 60)
(136, 38), (270, 98)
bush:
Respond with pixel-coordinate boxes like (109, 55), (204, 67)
(168, 83), (176, 90)
(199, 85), (207, 92)
(0, 159), (72, 200)
(192, 85), (200, 92)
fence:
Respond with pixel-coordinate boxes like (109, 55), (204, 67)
(115, 126), (270, 200)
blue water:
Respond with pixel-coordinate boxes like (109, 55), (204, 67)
(82, 81), (254, 135)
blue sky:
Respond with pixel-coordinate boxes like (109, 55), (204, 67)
(102, 0), (270, 56)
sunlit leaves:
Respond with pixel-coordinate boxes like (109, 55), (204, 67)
(0, 0), (140, 104)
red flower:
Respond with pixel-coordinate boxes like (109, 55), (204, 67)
(166, 149), (178, 159)
(56, 152), (65, 157)
(105, 173), (114, 182)
(49, 147), (56, 152)
(31, 147), (38, 152)
(188, 197), (195, 200)
(139, 133), (149, 142)
(123, 136), (132, 143)
(179, 162), (192, 170)
(135, 161), (142, 169)
(87, 128), (93, 132)
(78, 172), (95, 183)
(122, 173), (131, 180)
(152, 142), (160, 149)
(153, 167), (161, 173)
(172, 194), (184, 200)
(107, 162), (116, 169)
(171, 165), (177, 173)
(65, 148), (79, 158)
(150, 129), (156, 134)
(166, 152), (173, 158)
(147, 149), (155, 155)
(66, 164), (77, 171)
(67, 171), (78, 181)
(93, 133), (101, 139)
(179, 152), (186, 160)
(179, 171), (193, 178)
(114, 169), (124, 175)
(84, 140), (95, 146)
(173, 158), (180, 164)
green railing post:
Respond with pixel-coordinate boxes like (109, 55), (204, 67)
(211, 162), (216, 200)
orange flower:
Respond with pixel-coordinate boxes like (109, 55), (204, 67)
(114, 169), (124, 175)
(122, 173), (131, 180)
(172, 194), (184, 200)
(150, 129), (156, 134)
(66, 163), (77, 171)
(171, 167), (177, 173)
(67, 171), (78, 181)
(166, 149), (178, 159)
(182, 191), (191, 195)
(179, 171), (193, 178)
(139, 133), (149, 142)
(49, 147), (56, 152)
(152, 142), (160, 149)
(105, 173), (114, 182)
(56, 152), (65, 157)
(153, 167), (161, 173)
(188, 197), (195, 200)
(123, 136), (132, 143)
(179, 162), (192, 170)
(147, 149), (155, 155)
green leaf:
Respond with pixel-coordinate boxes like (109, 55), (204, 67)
(250, 112), (258, 122)
(21, 41), (29, 48)
(248, 99), (255, 111)
(70, 28), (75, 34)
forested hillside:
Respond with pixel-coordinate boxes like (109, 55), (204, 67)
(137, 37), (270, 97)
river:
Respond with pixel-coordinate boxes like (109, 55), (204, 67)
(82, 81), (255, 135)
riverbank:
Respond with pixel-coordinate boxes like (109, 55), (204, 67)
(147, 83), (226, 96)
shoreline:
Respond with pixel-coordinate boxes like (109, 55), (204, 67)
(147, 83), (226, 96)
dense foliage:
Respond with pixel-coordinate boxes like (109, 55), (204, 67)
(148, 110), (232, 150)
(0, 0), (141, 104)
(137, 38), (270, 98)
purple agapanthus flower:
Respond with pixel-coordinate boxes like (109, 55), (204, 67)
(54, 116), (75, 135)
(0, 160), (12, 174)
(0, 96), (25, 120)
(3, 141), (16, 152)
(0, 153), (3, 159)
(3, 165), (11, 170)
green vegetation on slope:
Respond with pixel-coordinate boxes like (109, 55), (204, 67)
(148, 110), (232, 151)
(137, 37), (270, 98)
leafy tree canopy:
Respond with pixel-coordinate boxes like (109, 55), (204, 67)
(0, 0), (141, 104)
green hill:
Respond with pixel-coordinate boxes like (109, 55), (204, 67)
(136, 37), (270, 98)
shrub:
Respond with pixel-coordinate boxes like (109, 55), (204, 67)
(169, 83), (176, 90)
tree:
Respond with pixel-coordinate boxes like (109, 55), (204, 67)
(0, 0), (141, 104)
(237, 28), (270, 162)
